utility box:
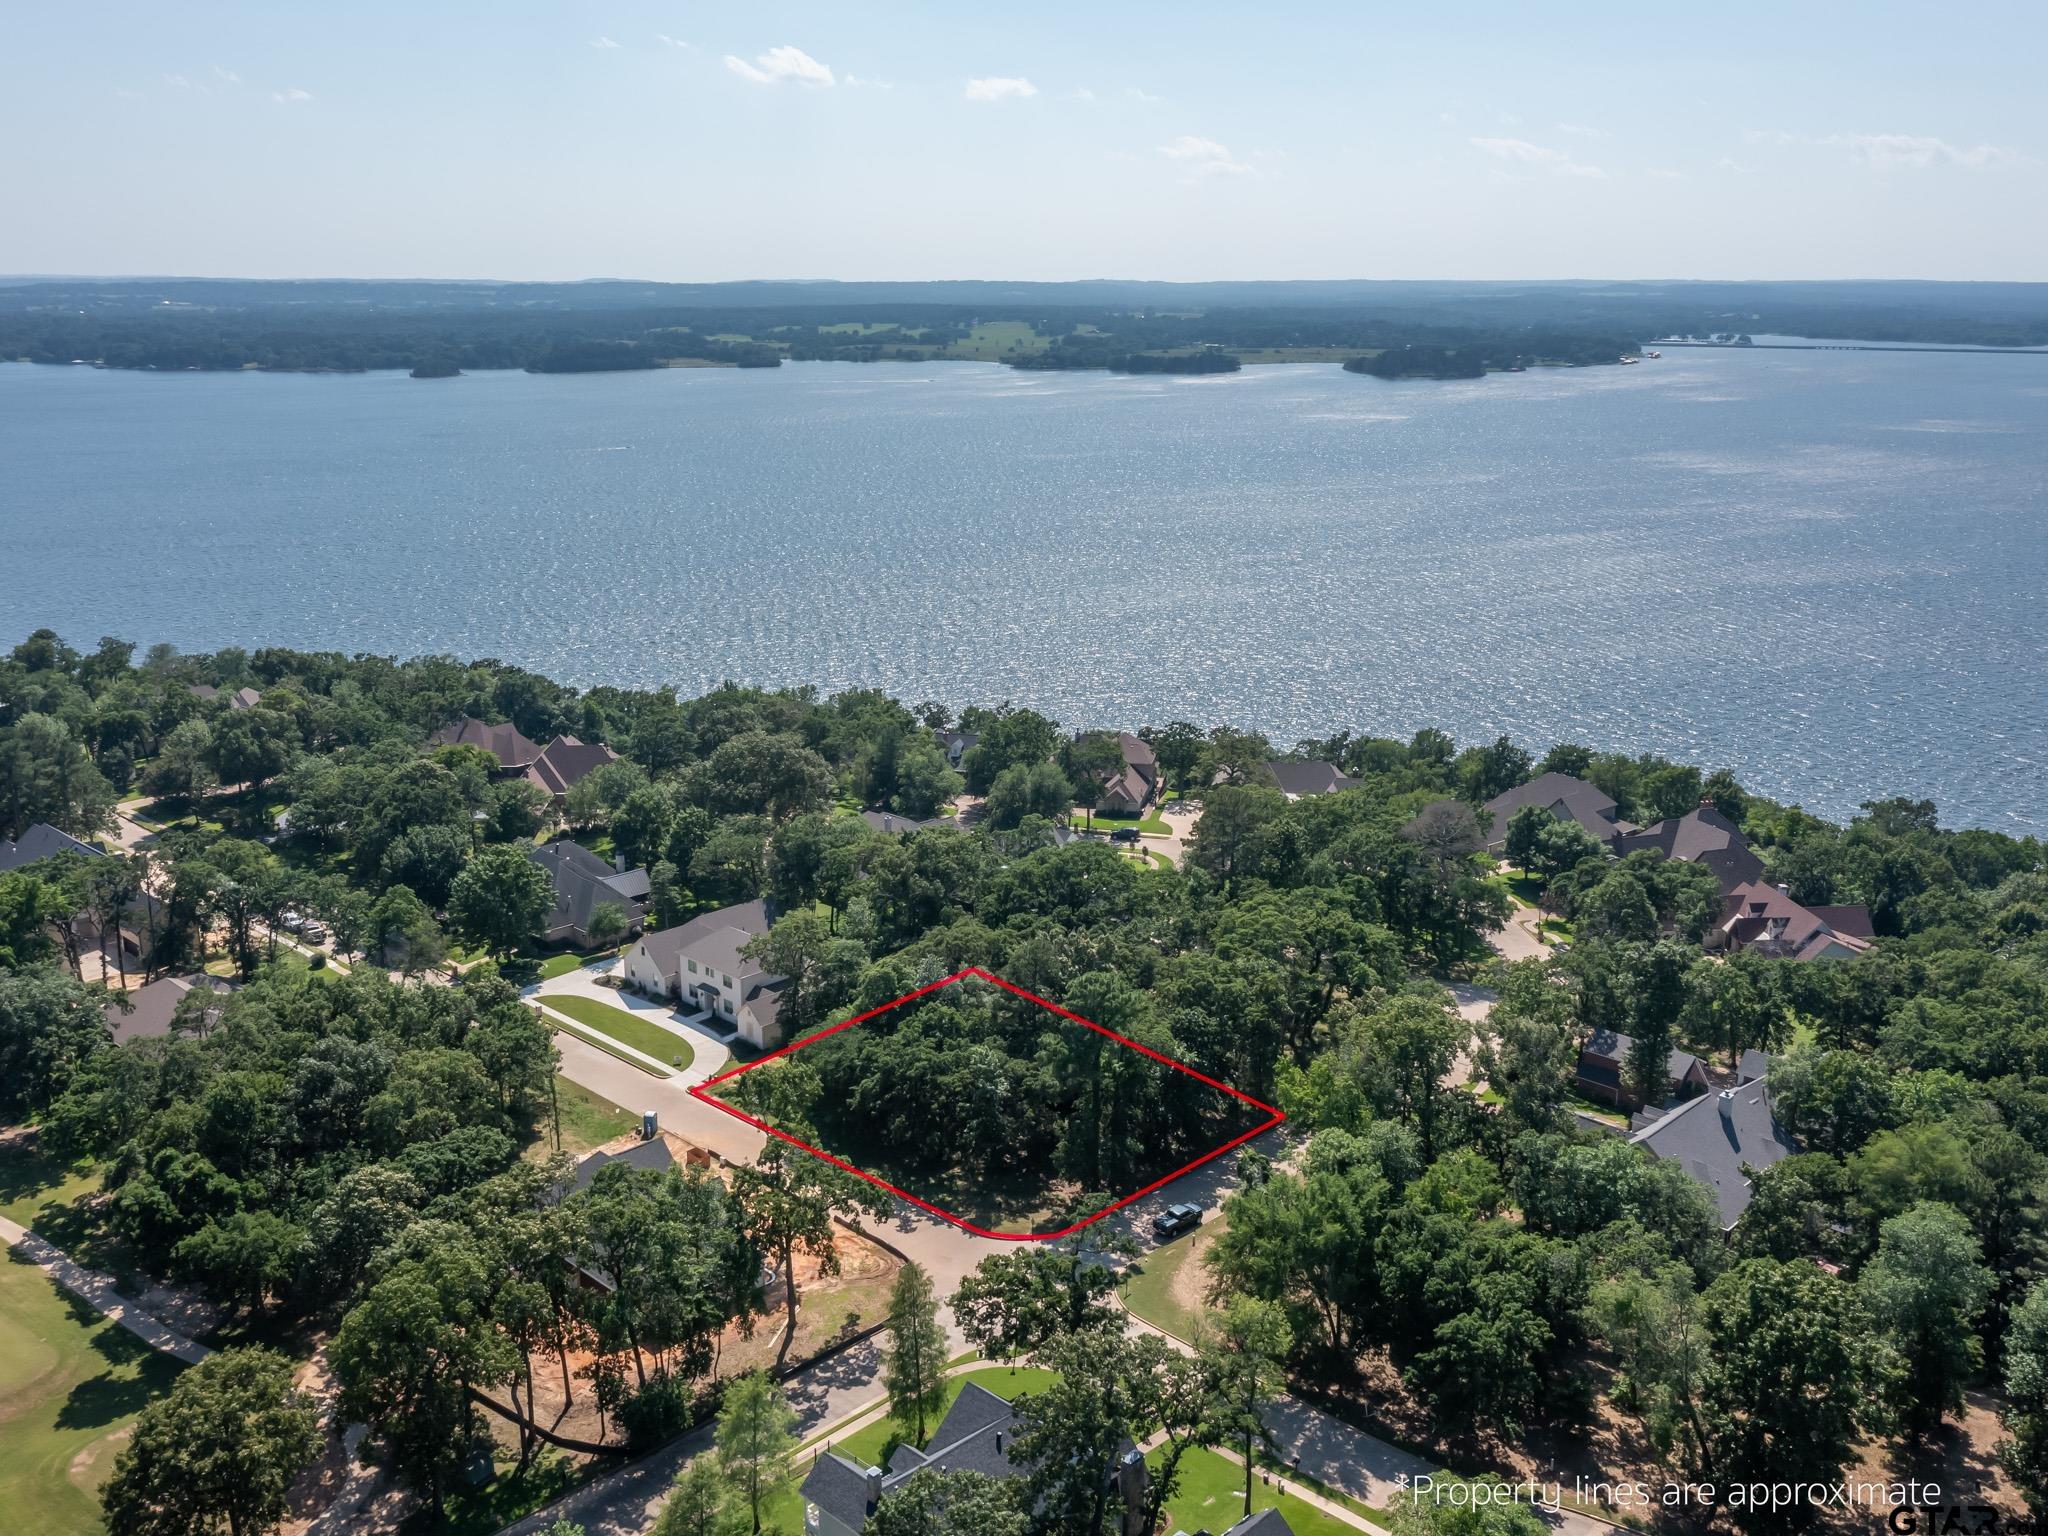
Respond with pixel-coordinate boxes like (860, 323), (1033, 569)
(642, 1109), (659, 1140)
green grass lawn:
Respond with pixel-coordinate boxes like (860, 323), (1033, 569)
(531, 1076), (642, 1159)
(827, 1367), (1057, 1470)
(1493, 867), (1545, 906)
(1156, 1445), (1364, 1536)
(0, 1251), (185, 1536)
(535, 952), (589, 981)
(541, 996), (695, 1071)
(1120, 1214), (1227, 1341)
(1069, 808), (1172, 837)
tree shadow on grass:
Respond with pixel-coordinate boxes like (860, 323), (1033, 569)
(55, 1354), (181, 1431)
(0, 1139), (75, 1211)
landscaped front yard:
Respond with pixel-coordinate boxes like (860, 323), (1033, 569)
(1155, 1445), (1364, 1536)
(541, 995), (695, 1071)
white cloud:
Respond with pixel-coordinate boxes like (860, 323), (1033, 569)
(725, 45), (835, 87)
(1646, 167), (1684, 181)
(1716, 156), (1754, 174)
(655, 34), (690, 49)
(1126, 86), (1163, 104)
(1749, 129), (2022, 168)
(589, 35), (620, 49)
(272, 87), (313, 103)
(1822, 132), (2017, 168)
(1555, 121), (1601, 138)
(1469, 136), (1605, 178)
(212, 65), (240, 84)
(964, 76), (1036, 102)
(844, 73), (893, 90)
(1157, 135), (1251, 178)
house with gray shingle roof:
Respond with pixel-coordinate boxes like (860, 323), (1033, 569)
(619, 899), (788, 1047)
(800, 1382), (1149, 1536)
(1614, 804), (1764, 895)
(0, 823), (103, 870)
(528, 840), (651, 948)
(859, 810), (954, 837)
(1630, 1082), (1797, 1229)
(1263, 760), (1360, 799)
(1575, 1028), (1711, 1109)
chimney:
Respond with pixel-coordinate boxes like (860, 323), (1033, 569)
(865, 1466), (883, 1504)
(1718, 1090), (1736, 1132)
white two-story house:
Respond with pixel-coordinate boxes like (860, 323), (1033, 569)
(619, 898), (788, 1048)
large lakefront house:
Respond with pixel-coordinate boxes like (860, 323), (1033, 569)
(429, 715), (621, 807)
(1093, 731), (1161, 816)
(1482, 772), (1873, 960)
(619, 899), (788, 1047)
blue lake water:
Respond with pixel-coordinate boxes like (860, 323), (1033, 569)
(2, 352), (2044, 833)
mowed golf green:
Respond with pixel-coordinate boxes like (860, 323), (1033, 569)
(0, 1250), (184, 1535)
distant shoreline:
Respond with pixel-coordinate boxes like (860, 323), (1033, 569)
(1656, 340), (2048, 356)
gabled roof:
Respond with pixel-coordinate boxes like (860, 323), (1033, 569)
(1266, 760), (1360, 798)
(1482, 772), (1623, 843)
(1721, 882), (1873, 960)
(1737, 1048), (1771, 1085)
(1579, 1029), (1705, 1084)
(860, 810), (953, 837)
(529, 840), (651, 936)
(227, 686), (263, 711)
(527, 736), (620, 797)
(1117, 732), (1157, 780)
(1615, 805), (1765, 893)
(108, 974), (235, 1045)
(1223, 1512), (1298, 1536)
(1630, 1083), (1796, 1228)
(801, 1384), (1035, 1534)
(567, 1136), (672, 1197)
(631, 900), (778, 987)
(430, 716), (543, 770)
(0, 823), (105, 871)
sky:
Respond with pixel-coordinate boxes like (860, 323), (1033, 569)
(4, 1), (2044, 282)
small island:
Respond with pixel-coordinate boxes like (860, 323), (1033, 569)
(408, 358), (461, 379)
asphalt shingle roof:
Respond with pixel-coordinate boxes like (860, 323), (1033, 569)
(0, 823), (104, 871)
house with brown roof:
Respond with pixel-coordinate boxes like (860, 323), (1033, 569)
(188, 684), (263, 710)
(526, 736), (621, 804)
(431, 719), (624, 805)
(430, 716), (544, 772)
(1614, 804), (1764, 895)
(1090, 732), (1160, 816)
(1480, 772), (1632, 849)
(1714, 881), (1874, 960)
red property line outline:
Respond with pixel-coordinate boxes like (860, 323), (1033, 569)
(689, 965), (1285, 1242)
